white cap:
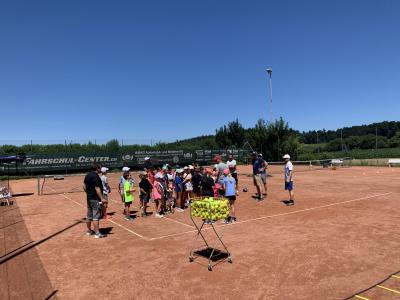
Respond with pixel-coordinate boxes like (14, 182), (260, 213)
(101, 167), (109, 173)
(144, 157), (150, 160)
(183, 166), (188, 170)
(188, 165), (194, 170)
(176, 168), (183, 173)
(283, 154), (291, 159)
(122, 166), (130, 172)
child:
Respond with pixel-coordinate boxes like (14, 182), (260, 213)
(153, 173), (164, 218)
(201, 168), (215, 197)
(123, 172), (136, 220)
(283, 154), (294, 206)
(100, 167), (111, 219)
(174, 169), (184, 210)
(138, 171), (152, 217)
(119, 167), (130, 212)
(165, 177), (174, 214)
(222, 169), (237, 223)
(184, 174), (193, 207)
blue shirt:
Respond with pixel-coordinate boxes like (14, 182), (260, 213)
(175, 176), (183, 192)
(223, 176), (236, 197)
(253, 158), (264, 175)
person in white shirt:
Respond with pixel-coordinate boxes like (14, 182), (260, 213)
(283, 154), (294, 206)
(226, 154), (239, 195)
(100, 167), (111, 219)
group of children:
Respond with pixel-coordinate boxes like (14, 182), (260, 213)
(102, 155), (239, 223)
(97, 152), (294, 224)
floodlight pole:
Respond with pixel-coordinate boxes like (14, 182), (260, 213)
(266, 68), (273, 124)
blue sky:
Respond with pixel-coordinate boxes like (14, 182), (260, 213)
(1, 0), (399, 144)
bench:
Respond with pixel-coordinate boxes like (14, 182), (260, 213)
(331, 159), (343, 166)
(388, 158), (400, 167)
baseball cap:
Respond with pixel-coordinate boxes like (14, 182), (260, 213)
(283, 154), (291, 159)
(176, 168), (183, 173)
(122, 166), (130, 172)
(101, 167), (109, 173)
(144, 157), (150, 160)
(183, 166), (188, 170)
(188, 165), (194, 170)
(214, 155), (221, 162)
(139, 171), (147, 176)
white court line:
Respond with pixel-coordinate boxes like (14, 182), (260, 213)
(59, 193), (147, 240)
(149, 192), (393, 241)
(108, 195), (194, 229)
(162, 215), (195, 229)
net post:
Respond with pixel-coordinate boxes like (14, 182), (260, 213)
(37, 176), (41, 196)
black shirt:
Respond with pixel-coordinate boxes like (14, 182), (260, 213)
(192, 173), (203, 191)
(139, 179), (153, 194)
(84, 171), (103, 201)
(201, 176), (214, 197)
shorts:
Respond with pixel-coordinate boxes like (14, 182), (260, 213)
(140, 193), (150, 203)
(232, 172), (238, 184)
(87, 199), (102, 221)
(124, 200), (132, 206)
(253, 174), (263, 188)
(285, 181), (294, 191)
(226, 195), (236, 202)
(260, 173), (267, 184)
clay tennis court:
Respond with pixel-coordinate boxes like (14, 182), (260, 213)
(2, 165), (400, 299)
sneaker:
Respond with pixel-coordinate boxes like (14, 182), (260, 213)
(222, 217), (230, 224)
(256, 196), (265, 202)
(124, 216), (132, 220)
(86, 230), (95, 236)
(287, 200), (294, 206)
(94, 232), (106, 239)
(155, 213), (163, 218)
(231, 217), (237, 223)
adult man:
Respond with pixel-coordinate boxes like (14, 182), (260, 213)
(226, 154), (239, 195)
(251, 152), (264, 201)
(258, 154), (268, 196)
(283, 154), (294, 206)
(143, 157), (153, 170)
(214, 155), (227, 183)
(83, 164), (107, 238)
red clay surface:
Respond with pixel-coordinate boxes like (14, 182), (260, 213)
(2, 165), (400, 299)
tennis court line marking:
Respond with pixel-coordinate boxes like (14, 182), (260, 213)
(107, 195), (194, 229)
(355, 295), (370, 300)
(149, 192), (393, 241)
(162, 215), (195, 229)
(59, 193), (148, 240)
(392, 275), (400, 279)
(377, 285), (400, 294)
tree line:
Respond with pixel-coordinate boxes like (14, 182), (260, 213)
(1, 119), (399, 161)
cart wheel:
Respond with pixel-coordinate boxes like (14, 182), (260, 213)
(189, 256), (194, 262)
(228, 257), (232, 263)
(208, 265), (212, 271)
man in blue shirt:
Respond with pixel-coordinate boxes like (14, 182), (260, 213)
(252, 152), (264, 201)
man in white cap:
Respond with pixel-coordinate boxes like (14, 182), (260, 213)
(100, 167), (111, 219)
(283, 154), (294, 206)
(144, 157), (152, 170)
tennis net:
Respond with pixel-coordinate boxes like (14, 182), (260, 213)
(265, 157), (352, 175)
